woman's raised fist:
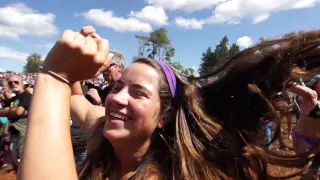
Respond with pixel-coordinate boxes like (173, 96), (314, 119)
(42, 28), (113, 83)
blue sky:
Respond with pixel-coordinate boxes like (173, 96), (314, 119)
(0, 0), (320, 73)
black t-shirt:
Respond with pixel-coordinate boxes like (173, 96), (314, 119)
(1, 99), (11, 109)
(8, 91), (32, 120)
(99, 85), (113, 104)
(82, 83), (100, 105)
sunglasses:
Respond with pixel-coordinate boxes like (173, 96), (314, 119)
(103, 63), (117, 75)
(8, 81), (20, 85)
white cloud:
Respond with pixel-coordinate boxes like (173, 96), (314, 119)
(0, 3), (58, 39)
(171, 0), (319, 29)
(0, 46), (28, 61)
(207, 0), (318, 24)
(236, 36), (254, 49)
(80, 9), (152, 33)
(252, 14), (270, 24)
(37, 42), (54, 50)
(293, 0), (316, 8)
(0, 68), (5, 72)
(146, 0), (223, 12)
(175, 17), (205, 29)
(130, 6), (168, 26)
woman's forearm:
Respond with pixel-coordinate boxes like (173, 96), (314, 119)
(18, 72), (77, 180)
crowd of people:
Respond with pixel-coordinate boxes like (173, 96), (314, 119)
(0, 48), (125, 170)
(0, 26), (320, 179)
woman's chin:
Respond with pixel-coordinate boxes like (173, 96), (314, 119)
(103, 129), (130, 142)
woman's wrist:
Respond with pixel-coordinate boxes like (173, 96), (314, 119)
(37, 72), (71, 93)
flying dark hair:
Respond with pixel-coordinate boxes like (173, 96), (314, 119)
(196, 30), (320, 178)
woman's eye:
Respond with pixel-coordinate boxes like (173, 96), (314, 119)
(131, 91), (146, 97)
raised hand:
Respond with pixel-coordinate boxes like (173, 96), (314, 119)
(80, 26), (98, 38)
(42, 28), (114, 83)
(80, 26), (112, 76)
(87, 88), (102, 105)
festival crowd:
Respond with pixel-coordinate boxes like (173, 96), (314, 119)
(0, 26), (320, 179)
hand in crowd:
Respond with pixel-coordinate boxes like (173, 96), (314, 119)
(87, 88), (102, 105)
(0, 87), (8, 94)
(42, 26), (114, 83)
(1, 88), (11, 99)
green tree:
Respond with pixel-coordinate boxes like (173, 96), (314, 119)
(23, 53), (43, 73)
(136, 28), (191, 73)
(198, 47), (217, 76)
(198, 36), (240, 76)
(183, 68), (195, 76)
(215, 36), (230, 64)
(149, 28), (170, 60)
(214, 36), (239, 66)
(135, 28), (175, 63)
(135, 35), (150, 57)
(170, 61), (185, 73)
(228, 43), (240, 59)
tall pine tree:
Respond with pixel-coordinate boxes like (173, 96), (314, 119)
(198, 47), (218, 76)
(198, 36), (240, 76)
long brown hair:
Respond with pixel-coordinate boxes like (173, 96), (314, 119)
(198, 29), (320, 179)
(78, 30), (320, 179)
(78, 58), (225, 179)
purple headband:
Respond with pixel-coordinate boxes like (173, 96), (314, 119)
(156, 60), (177, 98)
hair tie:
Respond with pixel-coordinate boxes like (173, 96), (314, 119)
(156, 60), (177, 98)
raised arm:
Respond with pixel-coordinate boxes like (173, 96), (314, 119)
(287, 83), (317, 102)
(70, 81), (105, 133)
(70, 26), (108, 134)
(18, 28), (112, 180)
(287, 82), (317, 115)
(18, 73), (76, 180)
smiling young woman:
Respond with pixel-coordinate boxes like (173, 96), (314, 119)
(18, 26), (320, 180)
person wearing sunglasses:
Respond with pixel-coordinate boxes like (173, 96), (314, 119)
(86, 50), (125, 106)
(0, 75), (31, 170)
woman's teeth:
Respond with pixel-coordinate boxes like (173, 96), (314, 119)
(110, 112), (130, 121)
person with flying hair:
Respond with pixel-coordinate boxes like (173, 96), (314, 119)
(286, 75), (320, 179)
(18, 26), (320, 180)
(198, 31), (320, 179)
